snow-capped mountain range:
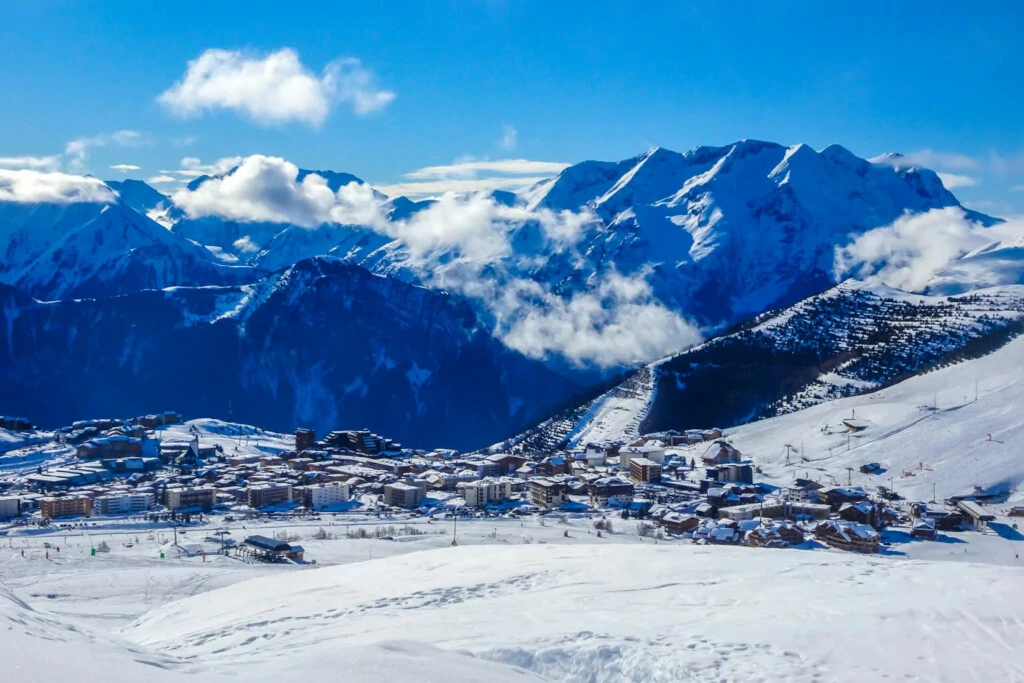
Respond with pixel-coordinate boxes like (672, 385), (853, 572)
(1, 139), (1022, 447)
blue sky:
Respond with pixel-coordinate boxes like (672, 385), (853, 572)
(1, 0), (1022, 213)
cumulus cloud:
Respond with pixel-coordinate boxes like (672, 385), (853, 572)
(0, 155), (62, 172)
(147, 175), (177, 184)
(834, 207), (1023, 292)
(937, 172), (979, 189)
(171, 154), (386, 228)
(167, 155), (698, 365)
(499, 124), (518, 152)
(110, 164), (141, 172)
(157, 48), (393, 127)
(499, 271), (702, 367)
(65, 130), (146, 172)
(0, 169), (116, 204)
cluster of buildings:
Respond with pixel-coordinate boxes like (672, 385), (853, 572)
(0, 415), (1004, 558)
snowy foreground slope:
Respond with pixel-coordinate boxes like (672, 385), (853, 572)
(120, 544), (1024, 682)
(0, 582), (543, 683)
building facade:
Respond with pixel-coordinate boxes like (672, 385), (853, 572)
(165, 487), (216, 511)
(309, 482), (349, 509)
(247, 483), (294, 508)
(629, 458), (663, 484)
(40, 496), (93, 518)
(94, 493), (153, 515)
(384, 482), (425, 508)
(528, 478), (567, 509)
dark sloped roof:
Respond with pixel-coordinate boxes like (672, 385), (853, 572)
(244, 535), (291, 552)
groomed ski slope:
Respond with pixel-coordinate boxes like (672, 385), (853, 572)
(122, 543), (1024, 682)
(727, 332), (1024, 503)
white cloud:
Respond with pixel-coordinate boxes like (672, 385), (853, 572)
(499, 124), (518, 152)
(499, 271), (702, 367)
(147, 175), (178, 184)
(388, 157), (568, 196)
(0, 169), (116, 204)
(902, 149), (979, 171)
(233, 236), (260, 253)
(0, 155), (61, 171)
(937, 172), (979, 189)
(65, 130), (146, 172)
(834, 207), (1023, 292)
(157, 48), (393, 127)
(325, 57), (396, 115)
(176, 156), (243, 178)
(406, 159), (569, 180)
(110, 164), (142, 172)
(376, 176), (552, 197)
(171, 154), (384, 228)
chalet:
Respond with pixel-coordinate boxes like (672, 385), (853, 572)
(838, 501), (879, 528)
(660, 512), (700, 535)
(771, 521), (805, 546)
(483, 453), (528, 475)
(911, 517), (937, 540)
(818, 486), (869, 512)
(1008, 506), (1024, 518)
(702, 441), (742, 466)
(814, 520), (880, 553)
(744, 525), (788, 548)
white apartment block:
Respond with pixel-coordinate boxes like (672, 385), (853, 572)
(309, 482), (350, 509)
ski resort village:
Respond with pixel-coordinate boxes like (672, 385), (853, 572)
(2, 326), (1024, 680)
(4, 404), (1019, 558)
